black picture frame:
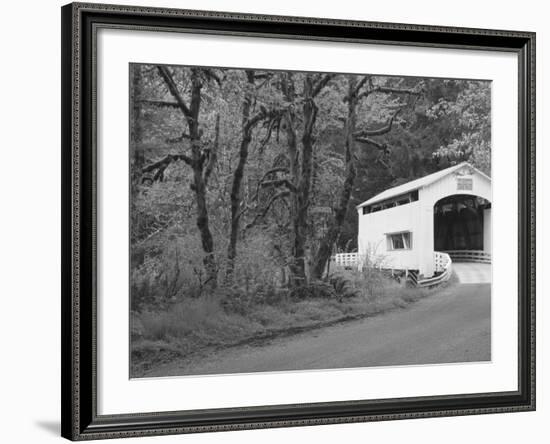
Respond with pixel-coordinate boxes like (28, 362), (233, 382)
(61, 2), (536, 440)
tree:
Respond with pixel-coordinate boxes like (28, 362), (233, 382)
(312, 76), (422, 278)
(142, 66), (220, 288)
(430, 81), (491, 175)
(225, 70), (278, 282)
(262, 72), (334, 286)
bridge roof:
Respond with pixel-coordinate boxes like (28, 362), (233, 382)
(356, 162), (490, 209)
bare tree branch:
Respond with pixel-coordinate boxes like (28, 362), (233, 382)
(376, 155), (393, 171)
(303, 101), (319, 136)
(354, 137), (387, 151)
(245, 110), (268, 132)
(165, 132), (191, 144)
(257, 118), (278, 153)
(245, 190), (290, 230)
(253, 72), (272, 80)
(247, 166), (292, 206)
(312, 73), (334, 97)
(156, 66), (192, 117)
(203, 114), (219, 186)
(373, 86), (422, 95)
(259, 166), (290, 180)
(254, 73), (274, 89)
(136, 215), (177, 245)
(201, 68), (222, 86)
(359, 84), (421, 100)
(143, 153), (193, 173)
(260, 178), (298, 193)
(353, 108), (402, 138)
(142, 154), (194, 183)
(245, 106), (286, 133)
(354, 76), (370, 96)
(137, 99), (180, 109)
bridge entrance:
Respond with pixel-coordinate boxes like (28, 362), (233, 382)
(433, 194), (491, 253)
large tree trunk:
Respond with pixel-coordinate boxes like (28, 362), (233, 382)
(192, 162), (217, 287)
(130, 65), (144, 245)
(287, 75), (317, 287)
(291, 76), (318, 285)
(130, 65), (145, 179)
(188, 69), (217, 288)
(312, 76), (358, 279)
(279, 73), (332, 288)
(280, 74), (305, 287)
(226, 71), (256, 283)
(157, 66), (218, 289)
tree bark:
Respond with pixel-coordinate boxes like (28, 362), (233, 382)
(225, 71), (257, 283)
(157, 66), (218, 289)
(130, 65), (144, 245)
(280, 74), (303, 287)
(130, 65), (144, 177)
(290, 75), (318, 285)
(312, 76), (358, 279)
(189, 69), (217, 288)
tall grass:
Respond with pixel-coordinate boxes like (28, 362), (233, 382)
(138, 297), (258, 344)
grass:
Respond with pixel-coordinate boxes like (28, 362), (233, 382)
(131, 270), (455, 377)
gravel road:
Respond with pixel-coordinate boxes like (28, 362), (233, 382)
(144, 282), (491, 377)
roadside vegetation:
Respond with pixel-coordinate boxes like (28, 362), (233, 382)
(131, 268), (456, 377)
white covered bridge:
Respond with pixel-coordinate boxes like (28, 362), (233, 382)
(334, 162), (491, 286)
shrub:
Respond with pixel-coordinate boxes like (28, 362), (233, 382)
(330, 267), (387, 301)
(131, 232), (220, 311)
(289, 281), (336, 300)
(329, 275), (359, 301)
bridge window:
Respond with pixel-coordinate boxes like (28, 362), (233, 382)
(362, 190), (419, 215)
(387, 231), (412, 250)
(457, 177), (473, 191)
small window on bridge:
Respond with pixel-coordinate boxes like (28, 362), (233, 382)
(363, 205), (382, 214)
(362, 190), (418, 215)
(387, 231), (412, 250)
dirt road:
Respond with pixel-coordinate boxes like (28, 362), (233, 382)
(144, 283), (491, 377)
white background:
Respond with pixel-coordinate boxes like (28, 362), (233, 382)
(98, 29), (518, 415)
(0, 0), (546, 443)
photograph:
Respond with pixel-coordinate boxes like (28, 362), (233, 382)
(129, 63), (492, 378)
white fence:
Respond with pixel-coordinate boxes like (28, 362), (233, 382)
(332, 251), (453, 288)
(332, 252), (359, 268)
(434, 250), (450, 272)
(413, 251), (452, 287)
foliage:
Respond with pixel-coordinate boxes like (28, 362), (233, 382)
(429, 81), (491, 175)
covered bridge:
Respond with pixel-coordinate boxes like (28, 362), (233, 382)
(354, 162), (491, 283)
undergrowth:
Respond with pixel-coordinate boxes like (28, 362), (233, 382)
(131, 268), (455, 377)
